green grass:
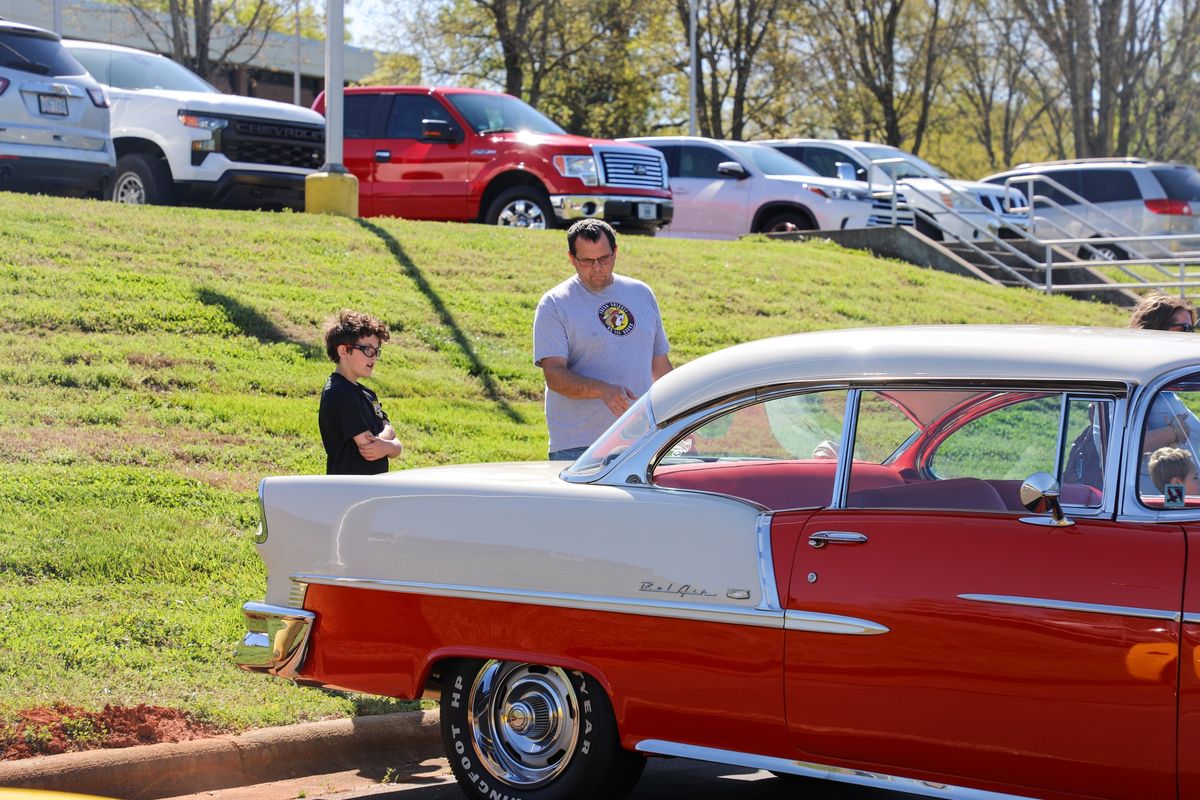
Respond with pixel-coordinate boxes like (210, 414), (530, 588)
(0, 192), (1129, 733)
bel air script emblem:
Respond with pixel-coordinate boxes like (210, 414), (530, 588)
(638, 581), (717, 598)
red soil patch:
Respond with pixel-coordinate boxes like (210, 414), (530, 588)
(1, 703), (220, 760)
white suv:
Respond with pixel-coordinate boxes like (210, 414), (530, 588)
(0, 20), (113, 197)
(620, 136), (911, 239)
(761, 138), (1028, 242)
(63, 40), (325, 210)
(982, 159), (1200, 259)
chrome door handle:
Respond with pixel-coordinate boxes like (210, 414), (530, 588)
(375, 149), (391, 162)
(808, 531), (869, 549)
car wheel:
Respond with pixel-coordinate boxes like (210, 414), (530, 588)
(486, 187), (555, 229)
(111, 153), (173, 205)
(1080, 242), (1127, 261)
(761, 211), (813, 234)
(915, 215), (945, 241)
(441, 659), (644, 800)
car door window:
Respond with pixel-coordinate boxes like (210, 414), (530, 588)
(650, 145), (678, 176)
(677, 145), (729, 179)
(384, 95), (455, 140)
(651, 390), (847, 509)
(804, 147), (866, 181)
(1080, 169), (1141, 203)
(1036, 170), (1081, 206)
(344, 93), (390, 139)
(847, 390), (1109, 511)
(1139, 375), (1200, 507)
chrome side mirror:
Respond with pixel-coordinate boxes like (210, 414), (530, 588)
(1019, 472), (1075, 527)
(717, 161), (748, 179)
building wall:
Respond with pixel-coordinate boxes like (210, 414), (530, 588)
(0, 0), (377, 107)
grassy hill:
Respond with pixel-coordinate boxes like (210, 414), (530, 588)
(0, 192), (1130, 738)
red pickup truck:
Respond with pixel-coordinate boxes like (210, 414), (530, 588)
(313, 86), (673, 232)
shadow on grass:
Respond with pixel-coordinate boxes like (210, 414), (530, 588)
(355, 218), (525, 424)
(196, 287), (324, 359)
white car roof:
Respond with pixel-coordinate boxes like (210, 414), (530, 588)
(647, 325), (1198, 423)
(61, 39), (164, 57)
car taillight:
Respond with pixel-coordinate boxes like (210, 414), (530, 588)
(87, 86), (110, 108)
(0, 77), (9, 96)
(1145, 198), (1193, 215)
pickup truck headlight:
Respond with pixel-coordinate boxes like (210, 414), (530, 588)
(178, 111), (229, 131)
(553, 155), (599, 187)
(941, 191), (972, 209)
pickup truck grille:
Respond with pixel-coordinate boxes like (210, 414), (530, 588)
(598, 150), (666, 189)
(216, 115), (325, 170)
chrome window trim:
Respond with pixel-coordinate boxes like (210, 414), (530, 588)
(960, 593), (1180, 622)
(292, 573), (786, 629)
(831, 389), (860, 509)
(634, 740), (1035, 799)
(784, 610), (889, 635)
(1121, 364), (1200, 522)
(1053, 392), (1069, 480)
(755, 513), (782, 612)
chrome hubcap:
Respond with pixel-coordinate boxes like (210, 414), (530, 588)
(113, 172), (146, 204)
(468, 661), (579, 787)
(496, 199), (548, 229)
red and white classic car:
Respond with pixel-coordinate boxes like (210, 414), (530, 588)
(237, 325), (1200, 800)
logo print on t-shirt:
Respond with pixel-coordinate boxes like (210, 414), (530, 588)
(598, 302), (636, 336)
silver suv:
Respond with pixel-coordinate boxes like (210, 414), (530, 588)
(0, 20), (113, 197)
(983, 159), (1200, 258)
(620, 136), (911, 238)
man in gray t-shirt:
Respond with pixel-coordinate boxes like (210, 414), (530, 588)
(533, 219), (673, 460)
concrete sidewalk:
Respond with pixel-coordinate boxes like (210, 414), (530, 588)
(0, 710), (441, 800)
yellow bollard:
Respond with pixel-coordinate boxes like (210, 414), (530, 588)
(305, 170), (359, 217)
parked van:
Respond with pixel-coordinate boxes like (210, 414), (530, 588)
(983, 158), (1200, 258)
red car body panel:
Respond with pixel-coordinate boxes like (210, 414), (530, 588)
(784, 510), (1182, 799)
(298, 584), (788, 757)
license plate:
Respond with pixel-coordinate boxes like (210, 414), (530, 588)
(637, 203), (656, 220)
(38, 94), (68, 116)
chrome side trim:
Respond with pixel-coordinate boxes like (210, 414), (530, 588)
(634, 740), (1035, 800)
(292, 573), (786, 629)
(785, 610), (889, 635)
(1184, 613), (1200, 625)
(234, 602), (315, 678)
(755, 513), (782, 612)
(960, 594), (1180, 622)
(253, 478), (268, 544)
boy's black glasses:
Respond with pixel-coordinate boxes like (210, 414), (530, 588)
(351, 344), (382, 358)
(1168, 323), (1196, 333)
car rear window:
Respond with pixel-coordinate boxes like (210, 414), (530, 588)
(1151, 166), (1200, 201)
(1079, 169), (1142, 202)
(0, 29), (86, 77)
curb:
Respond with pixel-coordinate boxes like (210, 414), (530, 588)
(0, 710), (441, 800)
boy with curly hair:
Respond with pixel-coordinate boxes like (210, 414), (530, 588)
(318, 309), (403, 475)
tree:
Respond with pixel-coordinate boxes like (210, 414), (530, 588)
(674, 0), (786, 139)
(1011, 0), (1194, 157)
(117, 0), (300, 83)
(952, 0), (1059, 170)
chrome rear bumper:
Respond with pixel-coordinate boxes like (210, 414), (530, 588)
(233, 602), (314, 679)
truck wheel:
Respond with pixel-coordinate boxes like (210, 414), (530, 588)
(761, 211), (813, 234)
(486, 187), (555, 229)
(111, 153), (173, 205)
(441, 659), (644, 800)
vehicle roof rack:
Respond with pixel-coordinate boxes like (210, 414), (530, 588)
(1011, 157), (1149, 169)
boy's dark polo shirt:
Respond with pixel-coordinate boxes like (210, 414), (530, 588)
(319, 372), (389, 475)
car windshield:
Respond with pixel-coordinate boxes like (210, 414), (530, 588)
(726, 143), (818, 177)
(0, 30), (86, 76)
(1151, 166), (1200, 201)
(857, 145), (950, 180)
(67, 45), (217, 93)
(446, 92), (565, 135)
(566, 395), (655, 477)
